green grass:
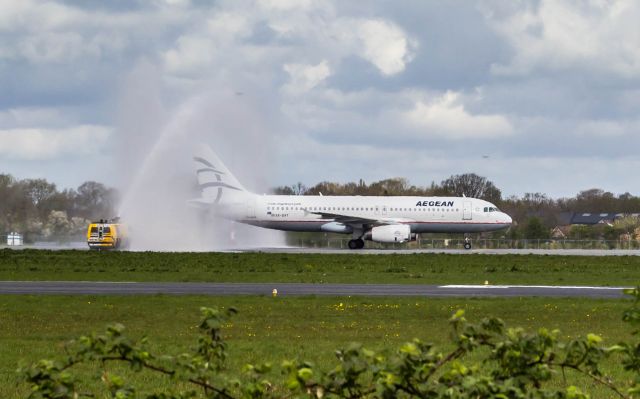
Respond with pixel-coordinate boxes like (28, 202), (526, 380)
(0, 294), (636, 398)
(2, 249), (640, 285)
(3, 250), (640, 397)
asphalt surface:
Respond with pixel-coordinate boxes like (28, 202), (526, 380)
(6, 244), (640, 256)
(241, 248), (640, 256)
(0, 281), (630, 298)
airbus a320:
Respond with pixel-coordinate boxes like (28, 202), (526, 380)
(190, 145), (512, 249)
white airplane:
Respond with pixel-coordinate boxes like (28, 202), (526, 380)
(191, 145), (512, 249)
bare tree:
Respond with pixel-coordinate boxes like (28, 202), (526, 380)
(76, 181), (118, 220)
(21, 179), (57, 207)
(438, 173), (502, 204)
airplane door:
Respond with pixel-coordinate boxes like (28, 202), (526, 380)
(463, 201), (472, 220)
(246, 198), (256, 219)
(381, 205), (388, 216)
(375, 205), (380, 216)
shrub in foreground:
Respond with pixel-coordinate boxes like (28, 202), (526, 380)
(21, 289), (640, 398)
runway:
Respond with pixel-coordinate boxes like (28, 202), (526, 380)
(243, 247), (640, 256)
(5, 244), (640, 256)
(0, 281), (630, 298)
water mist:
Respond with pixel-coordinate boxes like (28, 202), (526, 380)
(114, 63), (285, 251)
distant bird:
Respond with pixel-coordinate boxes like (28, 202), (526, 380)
(482, 155), (490, 159)
(235, 91), (244, 96)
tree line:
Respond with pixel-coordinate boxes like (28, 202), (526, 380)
(0, 174), (117, 240)
(3, 171), (640, 241)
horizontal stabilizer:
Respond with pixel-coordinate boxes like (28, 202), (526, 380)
(187, 197), (217, 209)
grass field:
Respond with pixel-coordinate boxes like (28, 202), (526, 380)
(0, 294), (636, 398)
(2, 249), (640, 397)
(2, 249), (640, 285)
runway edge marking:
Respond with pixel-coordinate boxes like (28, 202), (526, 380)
(440, 285), (632, 290)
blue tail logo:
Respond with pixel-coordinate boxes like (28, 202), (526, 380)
(194, 156), (241, 204)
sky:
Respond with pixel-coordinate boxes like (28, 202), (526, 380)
(1, 0), (640, 199)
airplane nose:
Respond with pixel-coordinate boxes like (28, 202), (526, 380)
(503, 213), (512, 225)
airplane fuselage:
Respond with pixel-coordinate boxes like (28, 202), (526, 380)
(220, 194), (512, 234)
(192, 145), (513, 249)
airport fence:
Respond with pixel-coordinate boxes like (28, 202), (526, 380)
(288, 237), (640, 250)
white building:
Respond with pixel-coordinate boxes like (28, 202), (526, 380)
(6, 232), (23, 246)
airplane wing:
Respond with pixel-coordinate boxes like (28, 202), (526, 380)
(306, 210), (409, 227)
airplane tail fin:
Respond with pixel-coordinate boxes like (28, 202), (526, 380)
(193, 145), (251, 205)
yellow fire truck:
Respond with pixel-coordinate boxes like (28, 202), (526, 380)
(86, 218), (129, 250)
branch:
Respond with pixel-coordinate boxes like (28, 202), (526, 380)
(426, 347), (466, 380)
(557, 363), (628, 399)
(100, 355), (236, 399)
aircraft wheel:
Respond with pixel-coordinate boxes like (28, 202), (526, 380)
(348, 239), (365, 250)
(356, 239), (365, 249)
(464, 242), (472, 250)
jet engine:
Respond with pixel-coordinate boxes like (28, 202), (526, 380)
(370, 224), (413, 243)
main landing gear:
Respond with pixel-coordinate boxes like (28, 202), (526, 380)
(463, 235), (472, 250)
(348, 238), (365, 249)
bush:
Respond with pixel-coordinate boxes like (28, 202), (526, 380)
(21, 289), (640, 398)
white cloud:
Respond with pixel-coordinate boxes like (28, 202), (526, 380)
(258, 0), (313, 11)
(576, 119), (629, 137)
(356, 19), (416, 76)
(484, 0), (640, 77)
(282, 60), (331, 94)
(159, 2), (416, 79)
(163, 35), (217, 75)
(0, 125), (111, 160)
(0, 107), (74, 128)
(402, 91), (513, 139)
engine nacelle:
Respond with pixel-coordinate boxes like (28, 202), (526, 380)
(370, 224), (412, 243)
